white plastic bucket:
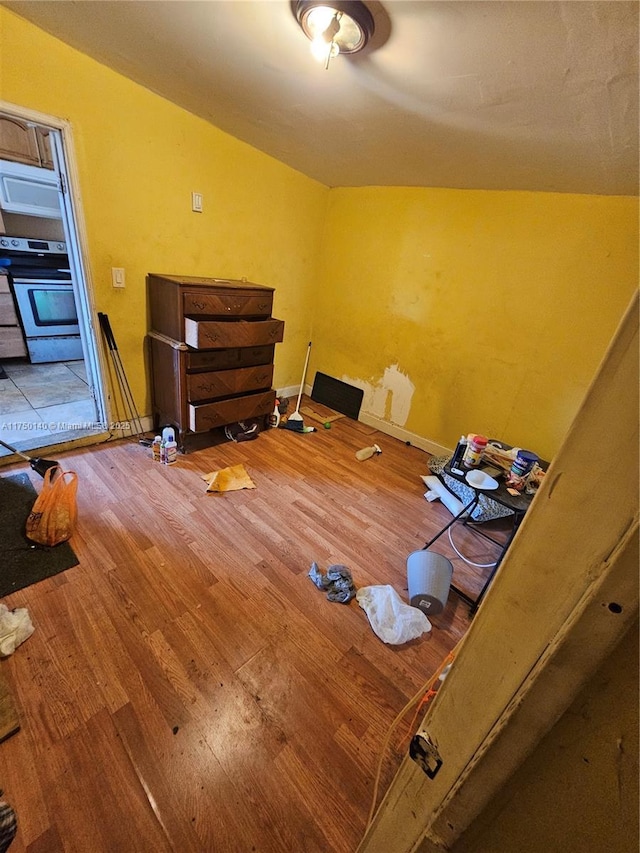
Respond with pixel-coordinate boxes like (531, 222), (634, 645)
(407, 550), (453, 615)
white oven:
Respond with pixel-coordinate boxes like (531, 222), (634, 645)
(0, 236), (83, 363)
(12, 278), (80, 338)
(11, 279), (82, 362)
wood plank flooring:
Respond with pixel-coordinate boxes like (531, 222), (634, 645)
(0, 668), (19, 742)
(0, 406), (507, 852)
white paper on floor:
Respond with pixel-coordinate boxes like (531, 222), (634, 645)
(356, 584), (431, 644)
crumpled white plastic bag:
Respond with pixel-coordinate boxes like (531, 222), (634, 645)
(356, 584), (431, 644)
(0, 604), (35, 657)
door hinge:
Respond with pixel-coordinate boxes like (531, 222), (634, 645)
(410, 731), (443, 779)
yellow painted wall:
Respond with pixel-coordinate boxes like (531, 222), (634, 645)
(1, 9), (638, 460)
(0, 8), (327, 419)
(315, 188), (638, 459)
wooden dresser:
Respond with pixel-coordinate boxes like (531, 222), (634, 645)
(147, 274), (284, 449)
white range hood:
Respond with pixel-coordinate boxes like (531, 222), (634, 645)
(0, 160), (62, 219)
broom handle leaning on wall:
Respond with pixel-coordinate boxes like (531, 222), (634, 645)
(291, 341), (312, 418)
(97, 312), (145, 439)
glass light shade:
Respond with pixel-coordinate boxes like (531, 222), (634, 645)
(294, 1), (375, 56)
(306, 6), (364, 52)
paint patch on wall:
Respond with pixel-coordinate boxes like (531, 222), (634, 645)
(342, 364), (415, 426)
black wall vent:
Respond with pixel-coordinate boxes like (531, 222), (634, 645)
(311, 372), (363, 420)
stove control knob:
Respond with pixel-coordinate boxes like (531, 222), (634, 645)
(0, 239), (8, 247)
(56, 243), (64, 250)
(11, 239), (19, 246)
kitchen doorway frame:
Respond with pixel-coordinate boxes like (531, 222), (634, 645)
(0, 99), (110, 455)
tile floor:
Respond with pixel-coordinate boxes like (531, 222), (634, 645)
(0, 358), (98, 457)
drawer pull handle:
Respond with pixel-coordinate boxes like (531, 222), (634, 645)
(258, 302), (270, 311)
(191, 300), (207, 310)
(204, 331), (220, 343)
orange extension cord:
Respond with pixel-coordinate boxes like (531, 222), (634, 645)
(365, 643), (460, 831)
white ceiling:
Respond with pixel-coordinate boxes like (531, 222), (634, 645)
(5, 0), (639, 195)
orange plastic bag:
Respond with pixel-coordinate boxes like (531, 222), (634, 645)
(25, 466), (78, 547)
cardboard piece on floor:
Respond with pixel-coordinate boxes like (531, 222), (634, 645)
(300, 406), (344, 424)
(201, 464), (256, 493)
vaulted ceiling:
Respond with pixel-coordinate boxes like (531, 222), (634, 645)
(5, 0), (639, 195)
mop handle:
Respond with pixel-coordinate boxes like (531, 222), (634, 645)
(97, 312), (117, 351)
(294, 342), (312, 410)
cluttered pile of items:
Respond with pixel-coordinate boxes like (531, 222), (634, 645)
(424, 434), (546, 525)
(449, 434), (545, 495)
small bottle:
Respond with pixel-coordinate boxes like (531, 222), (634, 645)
(268, 400), (281, 428)
(162, 426), (176, 444)
(165, 437), (178, 464)
(160, 438), (167, 464)
(152, 435), (162, 462)
(356, 443), (382, 461)
(450, 435), (467, 471)
(463, 435), (488, 468)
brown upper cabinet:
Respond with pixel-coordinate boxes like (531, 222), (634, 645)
(0, 114), (55, 170)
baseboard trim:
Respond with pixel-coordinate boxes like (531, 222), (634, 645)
(358, 411), (451, 456)
(278, 385), (301, 401)
(276, 384), (451, 457)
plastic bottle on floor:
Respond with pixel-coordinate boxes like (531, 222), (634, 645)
(165, 436), (178, 464)
(356, 443), (382, 461)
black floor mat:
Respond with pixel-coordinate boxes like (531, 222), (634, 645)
(0, 472), (79, 599)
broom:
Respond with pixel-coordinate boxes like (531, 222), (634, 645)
(286, 341), (312, 425)
(0, 438), (60, 478)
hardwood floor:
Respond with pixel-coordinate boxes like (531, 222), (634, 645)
(0, 407), (507, 852)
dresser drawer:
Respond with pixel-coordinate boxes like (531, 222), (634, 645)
(183, 290), (273, 318)
(189, 390), (275, 432)
(184, 318), (284, 350)
(186, 345), (274, 372)
(187, 365), (273, 402)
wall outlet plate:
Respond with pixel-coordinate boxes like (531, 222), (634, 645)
(192, 192), (203, 213)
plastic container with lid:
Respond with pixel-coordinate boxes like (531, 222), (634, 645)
(462, 434), (488, 468)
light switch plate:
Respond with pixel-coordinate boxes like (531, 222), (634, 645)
(192, 192), (203, 213)
(112, 267), (125, 288)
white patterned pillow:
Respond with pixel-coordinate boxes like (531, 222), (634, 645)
(427, 455), (513, 523)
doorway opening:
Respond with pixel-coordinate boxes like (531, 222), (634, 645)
(0, 105), (108, 462)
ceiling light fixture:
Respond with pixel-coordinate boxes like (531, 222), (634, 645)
(293, 0), (375, 70)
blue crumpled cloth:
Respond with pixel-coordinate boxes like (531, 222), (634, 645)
(308, 562), (356, 604)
